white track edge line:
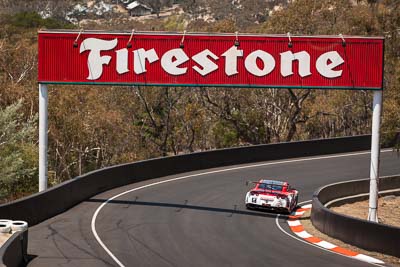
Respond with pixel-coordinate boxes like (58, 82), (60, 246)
(92, 149), (393, 266)
(275, 200), (385, 267)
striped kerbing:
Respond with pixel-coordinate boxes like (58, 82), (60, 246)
(287, 204), (385, 265)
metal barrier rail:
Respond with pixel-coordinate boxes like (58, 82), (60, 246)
(0, 135), (372, 226)
(311, 175), (400, 257)
(0, 230), (27, 267)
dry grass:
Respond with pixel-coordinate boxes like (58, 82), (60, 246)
(331, 195), (400, 227)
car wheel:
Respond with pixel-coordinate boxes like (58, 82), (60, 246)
(289, 201), (297, 214)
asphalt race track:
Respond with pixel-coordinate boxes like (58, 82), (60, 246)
(27, 150), (400, 267)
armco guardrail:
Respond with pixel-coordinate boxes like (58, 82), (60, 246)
(0, 135), (372, 226)
(0, 230), (28, 267)
(311, 176), (400, 257)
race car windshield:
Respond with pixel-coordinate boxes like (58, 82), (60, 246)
(258, 183), (282, 191)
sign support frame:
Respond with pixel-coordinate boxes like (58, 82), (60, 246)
(37, 31), (384, 222)
(39, 83), (48, 192)
(368, 90), (382, 222)
(36, 87), (384, 221)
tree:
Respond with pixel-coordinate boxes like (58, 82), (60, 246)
(261, 0), (380, 35)
(0, 0), (399, 201)
(201, 87), (313, 146)
(48, 86), (138, 182)
(140, 0), (173, 18)
(377, 0), (400, 148)
(0, 0), (73, 22)
(131, 86), (185, 156)
(0, 100), (38, 202)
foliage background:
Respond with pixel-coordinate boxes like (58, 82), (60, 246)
(0, 0), (398, 202)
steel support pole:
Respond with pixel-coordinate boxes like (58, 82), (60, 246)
(39, 83), (48, 192)
(368, 90), (382, 222)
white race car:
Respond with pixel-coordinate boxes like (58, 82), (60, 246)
(245, 179), (298, 213)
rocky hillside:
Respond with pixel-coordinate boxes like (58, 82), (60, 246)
(0, 0), (290, 28)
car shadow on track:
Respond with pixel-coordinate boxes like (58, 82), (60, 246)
(86, 198), (289, 219)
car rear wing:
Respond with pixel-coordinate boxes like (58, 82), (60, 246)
(246, 181), (297, 192)
(245, 181), (283, 186)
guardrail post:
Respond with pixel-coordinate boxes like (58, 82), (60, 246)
(39, 83), (48, 192)
(368, 90), (382, 222)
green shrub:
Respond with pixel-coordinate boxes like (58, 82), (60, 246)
(6, 11), (74, 29)
(0, 100), (38, 202)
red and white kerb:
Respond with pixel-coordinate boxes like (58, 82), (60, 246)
(288, 204), (384, 265)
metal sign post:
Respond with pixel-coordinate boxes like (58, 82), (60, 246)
(368, 90), (383, 222)
(39, 83), (48, 191)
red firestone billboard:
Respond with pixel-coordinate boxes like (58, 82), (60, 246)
(38, 30), (384, 90)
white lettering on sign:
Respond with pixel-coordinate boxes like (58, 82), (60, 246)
(133, 48), (159, 74)
(80, 38), (345, 81)
(80, 38), (118, 80)
(221, 46), (243, 76)
(280, 51), (312, 77)
(316, 51), (344, 78)
(161, 48), (189, 75)
(192, 49), (219, 76)
(116, 48), (129, 74)
(245, 50), (275, 77)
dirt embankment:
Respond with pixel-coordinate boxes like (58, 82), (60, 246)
(330, 195), (400, 227)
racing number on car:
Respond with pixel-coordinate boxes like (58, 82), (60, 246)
(252, 197), (257, 203)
